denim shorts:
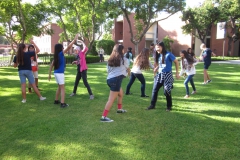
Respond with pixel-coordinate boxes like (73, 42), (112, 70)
(107, 75), (124, 91)
(19, 70), (35, 84)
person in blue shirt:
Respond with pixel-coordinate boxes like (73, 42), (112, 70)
(124, 47), (133, 65)
(48, 34), (78, 108)
(146, 41), (180, 111)
(199, 43), (216, 84)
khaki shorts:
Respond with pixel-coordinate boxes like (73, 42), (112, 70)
(32, 71), (38, 78)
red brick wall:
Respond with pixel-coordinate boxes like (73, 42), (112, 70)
(157, 12), (191, 56)
(113, 20), (123, 44)
(51, 23), (63, 53)
(211, 24), (226, 56)
(122, 13), (145, 55)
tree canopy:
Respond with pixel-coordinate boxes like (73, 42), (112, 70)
(108, 0), (185, 54)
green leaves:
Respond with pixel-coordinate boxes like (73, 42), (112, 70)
(181, 0), (221, 42)
(0, 0), (52, 43)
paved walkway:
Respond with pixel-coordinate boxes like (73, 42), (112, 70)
(212, 60), (240, 65)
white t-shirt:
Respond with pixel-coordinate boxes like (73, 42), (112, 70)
(98, 48), (104, 55)
(131, 60), (154, 74)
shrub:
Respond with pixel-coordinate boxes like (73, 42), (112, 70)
(89, 41), (98, 56)
(96, 39), (115, 55)
(49, 54), (100, 64)
(163, 35), (174, 51)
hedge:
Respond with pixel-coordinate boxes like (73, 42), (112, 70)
(38, 54), (100, 65)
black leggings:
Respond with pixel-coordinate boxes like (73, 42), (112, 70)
(72, 70), (93, 95)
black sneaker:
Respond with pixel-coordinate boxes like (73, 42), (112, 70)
(54, 100), (60, 104)
(100, 117), (114, 122)
(141, 95), (149, 97)
(146, 105), (155, 110)
(60, 103), (69, 108)
(117, 109), (127, 113)
(207, 80), (212, 83)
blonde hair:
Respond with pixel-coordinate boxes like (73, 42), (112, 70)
(133, 48), (150, 70)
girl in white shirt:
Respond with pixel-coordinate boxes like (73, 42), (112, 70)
(125, 48), (154, 97)
(179, 50), (198, 98)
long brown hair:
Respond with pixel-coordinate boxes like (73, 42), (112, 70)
(133, 48), (150, 70)
(53, 43), (63, 70)
(180, 50), (194, 68)
(16, 43), (26, 65)
(108, 44), (124, 67)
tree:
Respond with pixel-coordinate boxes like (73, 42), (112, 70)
(41, 0), (108, 53)
(0, 36), (9, 45)
(216, 0), (240, 56)
(0, 0), (51, 65)
(163, 35), (174, 51)
(181, 0), (221, 43)
(108, 0), (185, 55)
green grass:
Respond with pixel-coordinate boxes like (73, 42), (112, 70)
(0, 62), (240, 160)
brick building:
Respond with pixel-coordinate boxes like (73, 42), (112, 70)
(193, 24), (240, 57)
(112, 12), (191, 56)
(113, 12), (240, 57)
(33, 23), (63, 54)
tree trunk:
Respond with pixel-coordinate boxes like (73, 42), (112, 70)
(227, 17), (236, 56)
(134, 43), (139, 56)
(9, 42), (16, 66)
(227, 37), (232, 56)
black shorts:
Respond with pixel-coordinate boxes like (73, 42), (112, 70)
(204, 63), (211, 69)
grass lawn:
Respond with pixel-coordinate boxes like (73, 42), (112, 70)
(0, 62), (240, 160)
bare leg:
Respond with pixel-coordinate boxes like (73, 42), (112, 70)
(206, 72), (210, 81)
(104, 91), (119, 111)
(28, 83), (32, 93)
(117, 88), (123, 105)
(21, 83), (27, 99)
(55, 85), (61, 101)
(59, 84), (65, 103)
(35, 78), (38, 87)
(31, 83), (42, 97)
(203, 69), (208, 83)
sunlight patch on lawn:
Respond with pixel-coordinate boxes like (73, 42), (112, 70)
(110, 137), (144, 158)
(1, 88), (20, 96)
(203, 115), (240, 124)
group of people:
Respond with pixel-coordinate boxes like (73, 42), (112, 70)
(100, 42), (216, 122)
(13, 34), (94, 107)
(13, 36), (215, 123)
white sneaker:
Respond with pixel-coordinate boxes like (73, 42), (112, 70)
(90, 95), (94, 100)
(21, 99), (26, 103)
(40, 96), (46, 101)
(70, 93), (76, 97)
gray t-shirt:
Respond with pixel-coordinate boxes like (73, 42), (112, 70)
(107, 57), (129, 79)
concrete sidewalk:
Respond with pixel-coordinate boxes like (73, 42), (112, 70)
(212, 60), (240, 65)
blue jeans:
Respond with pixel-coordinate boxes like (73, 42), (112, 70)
(184, 74), (196, 95)
(126, 72), (146, 96)
(19, 70), (35, 84)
